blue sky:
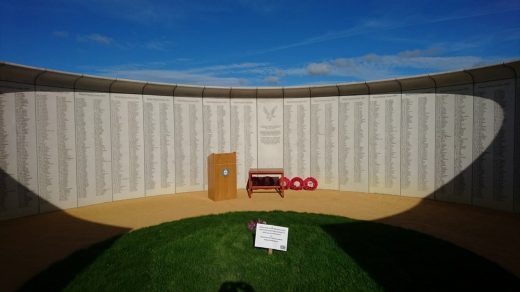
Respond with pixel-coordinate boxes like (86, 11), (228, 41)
(1, 0), (519, 86)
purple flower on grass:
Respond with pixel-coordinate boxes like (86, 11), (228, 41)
(247, 219), (266, 233)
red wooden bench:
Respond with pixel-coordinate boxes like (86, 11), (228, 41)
(247, 168), (284, 198)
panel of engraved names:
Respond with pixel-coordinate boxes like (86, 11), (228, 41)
(284, 97), (310, 178)
(0, 82), (38, 219)
(401, 89), (435, 198)
(230, 98), (257, 188)
(311, 96), (339, 190)
(516, 78), (520, 214)
(143, 95), (175, 196)
(174, 97), (203, 192)
(257, 98), (283, 168)
(110, 93), (144, 200)
(36, 86), (77, 211)
(368, 93), (401, 195)
(339, 95), (369, 192)
(473, 80), (515, 211)
(434, 85), (473, 203)
(75, 91), (112, 206)
(203, 97), (230, 189)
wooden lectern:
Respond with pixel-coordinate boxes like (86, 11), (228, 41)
(208, 152), (237, 201)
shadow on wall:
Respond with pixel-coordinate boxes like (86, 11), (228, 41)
(428, 84), (517, 211)
(0, 77), (519, 290)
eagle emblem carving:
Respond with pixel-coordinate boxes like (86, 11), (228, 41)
(263, 106), (277, 121)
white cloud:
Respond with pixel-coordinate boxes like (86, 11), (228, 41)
(280, 49), (501, 81)
(306, 62), (331, 76)
(334, 58), (354, 68)
(263, 76), (280, 85)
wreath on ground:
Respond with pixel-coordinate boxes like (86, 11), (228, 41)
(290, 177), (304, 190)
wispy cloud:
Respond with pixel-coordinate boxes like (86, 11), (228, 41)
(397, 48), (441, 58)
(93, 62), (272, 86)
(88, 50), (503, 86)
(65, 31), (175, 51)
(185, 63), (269, 74)
(104, 69), (249, 86)
(252, 4), (520, 55)
(299, 51), (498, 81)
(77, 33), (113, 45)
(251, 20), (388, 55)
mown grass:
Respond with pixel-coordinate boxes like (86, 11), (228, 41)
(22, 211), (520, 291)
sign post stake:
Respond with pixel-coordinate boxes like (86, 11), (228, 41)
(268, 248), (272, 255)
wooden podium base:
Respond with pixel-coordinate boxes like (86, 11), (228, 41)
(208, 152), (237, 201)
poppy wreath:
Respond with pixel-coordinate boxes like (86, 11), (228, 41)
(303, 177), (318, 191)
(263, 176), (275, 186)
(290, 177), (304, 190)
(251, 177), (260, 186)
(279, 176), (291, 190)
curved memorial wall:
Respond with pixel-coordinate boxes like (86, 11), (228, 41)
(0, 61), (519, 219)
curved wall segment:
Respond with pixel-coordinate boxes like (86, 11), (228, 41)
(0, 61), (519, 219)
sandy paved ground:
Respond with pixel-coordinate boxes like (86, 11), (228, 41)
(1, 189), (519, 291)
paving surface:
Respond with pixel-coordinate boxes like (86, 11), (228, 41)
(1, 189), (519, 291)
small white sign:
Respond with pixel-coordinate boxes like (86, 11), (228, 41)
(254, 223), (289, 251)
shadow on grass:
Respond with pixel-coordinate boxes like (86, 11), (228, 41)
(18, 235), (122, 291)
(321, 221), (520, 291)
(219, 281), (255, 292)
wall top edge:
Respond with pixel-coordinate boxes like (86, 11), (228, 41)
(465, 63), (517, 82)
(310, 86), (339, 97)
(1, 59), (519, 93)
(284, 87), (311, 98)
(203, 87), (231, 98)
(398, 75), (436, 91)
(109, 79), (146, 94)
(367, 79), (401, 94)
(337, 83), (369, 95)
(230, 88), (257, 98)
(257, 88), (283, 98)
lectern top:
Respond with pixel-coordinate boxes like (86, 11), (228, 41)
(208, 152), (236, 164)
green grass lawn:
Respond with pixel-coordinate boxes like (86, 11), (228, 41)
(22, 211), (520, 291)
